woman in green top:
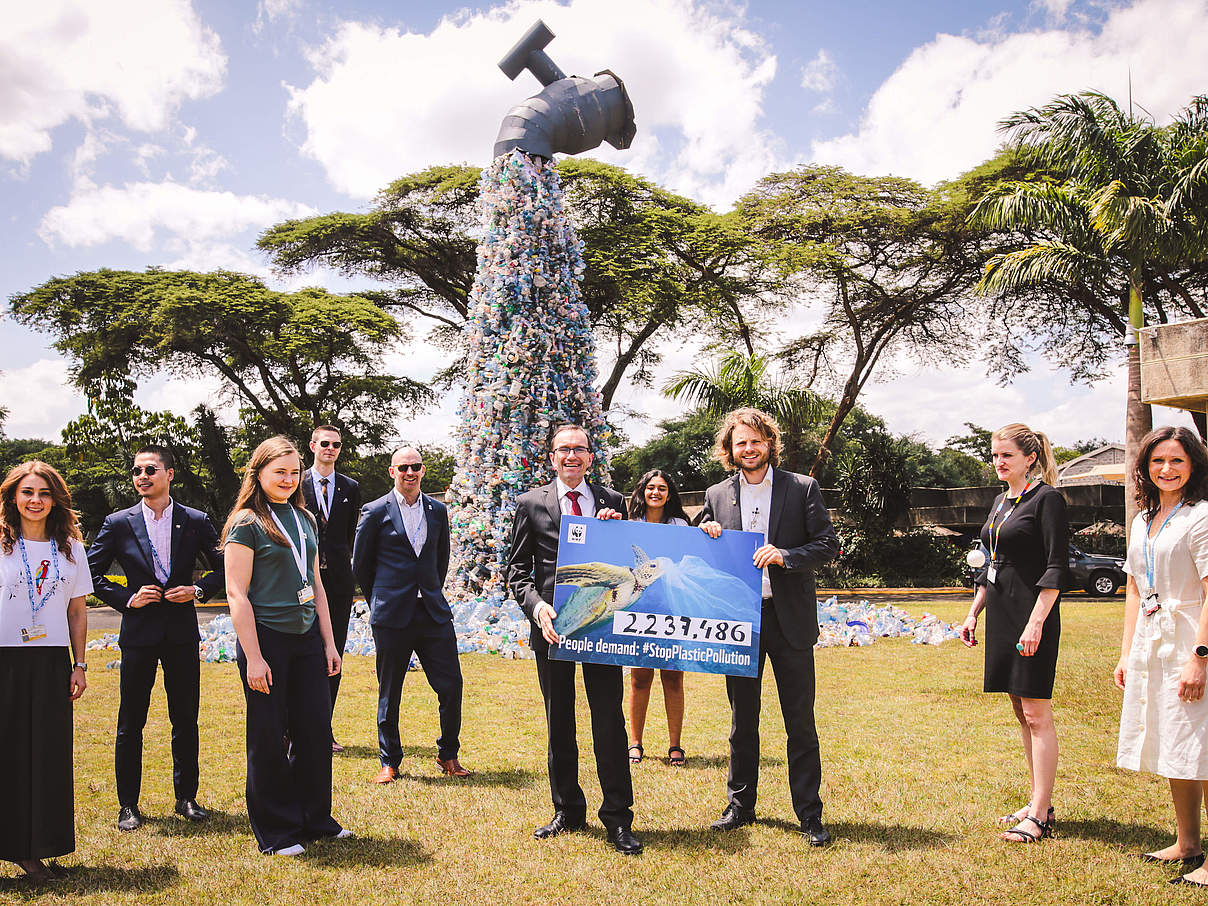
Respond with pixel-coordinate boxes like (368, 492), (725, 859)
(222, 435), (348, 855)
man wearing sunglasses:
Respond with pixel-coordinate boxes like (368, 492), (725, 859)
(302, 424), (362, 754)
(353, 446), (472, 782)
(87, 446), (225, 832)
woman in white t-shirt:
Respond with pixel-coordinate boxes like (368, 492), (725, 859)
(0, 461), (91, 882)
(625, 470), (692, 767)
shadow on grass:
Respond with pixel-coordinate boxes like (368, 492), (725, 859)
(1054, 817), (1172, 849)
(632, 753), (782, 770)
(404, 767), (541, 789)
(0, 864), (179, 896)
(756, 818), (958, 852)
(300, 834), (431, 868)
(333, 744), (380, 760)
(141, 809), (244, 837)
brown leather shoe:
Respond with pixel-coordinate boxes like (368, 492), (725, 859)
(371, 765), (398, 784)
(435, 756), (473, 778)
(331, 740), (345, 754)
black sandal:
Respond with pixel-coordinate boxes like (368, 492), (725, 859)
(1001, 814), (1052, 843)
(998, 804), (1055, 826)
(667, 745), (686, 766)
(628, 743), (643, 764)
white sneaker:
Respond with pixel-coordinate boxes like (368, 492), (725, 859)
(272, 844), (305, 856)
(333, 829), (353, 839)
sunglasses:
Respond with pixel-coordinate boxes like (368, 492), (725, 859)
(130, 465), (162, 477)
(394, 463), (423, 473)
(318, 440), (342, 448)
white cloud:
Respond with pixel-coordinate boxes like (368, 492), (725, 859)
(811, 0), (1208, 184)
(286, 0), (784, 208)
(37, 182), (316, 251)
(0, 359), (85, 441)
(800, 49), (838, 94)
(0, 0), (226, 163)
(260, 0), (301, 20)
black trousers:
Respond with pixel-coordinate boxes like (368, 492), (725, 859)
(115, 641), (199, 808)
(531, 628), (633, 830)
(372, 612), (463, 766)
(237, 624), (341, 853)
(322, 569), (355, 720)
(725, 600), (823, 823)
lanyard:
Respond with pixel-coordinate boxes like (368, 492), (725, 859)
(988, 477), (1038, 563)
(148, 528), (171, 583)
(1144, 501), (1184, 596)
(268, 506), (309, 587)
(18, 536), (60, 620)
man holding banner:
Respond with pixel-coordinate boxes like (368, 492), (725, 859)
(699, 407), (839, 845)
(505, 423), (642, 856)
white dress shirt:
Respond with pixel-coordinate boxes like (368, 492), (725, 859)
(141, 498), (174, 583)
(311, 468), (335, 518)
(739, 469), (773, 598)
(393, 489), (427, 552)
(555, 478), (596, 518)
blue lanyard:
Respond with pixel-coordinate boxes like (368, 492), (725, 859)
(148, 533), (170, 583)
(1144, 502), (1183, 596)
(988, 477), (1038, 563)
(18, 536), (60, 620)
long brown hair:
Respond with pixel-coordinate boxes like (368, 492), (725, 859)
(221, 436), (314, 548)
(1132, 426), (1208, 522)
(714, 408), (783, 471)
(628, 469), (690, 523)
(0, 460), (82, 560)
(992, 423), (1058, 487)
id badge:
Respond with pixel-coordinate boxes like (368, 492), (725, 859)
(1143, 593), (1161, 616)
(986, 564), (998, 585)
(20, 624), (47, 643)
(297, 584), (315, 605)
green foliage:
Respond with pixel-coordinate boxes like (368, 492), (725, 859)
(9, 268), (432, 448)
(609, 412), (728, 496)
(818, 524), (966, 588)
(1072, 520), (1126, 557)
(944, 422), (993, 463)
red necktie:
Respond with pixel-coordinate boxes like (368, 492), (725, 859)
(566, 490), (583, 516)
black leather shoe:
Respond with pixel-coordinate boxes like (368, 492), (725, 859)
(175, 799), (209, 822)
(710, 803), (756, 831)
(533, 811), (587, 839)
(800, 817), (832, 846)
(608, 826), (644, 855)
(117, 805), (143, 831)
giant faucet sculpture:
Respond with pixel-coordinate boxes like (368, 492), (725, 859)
(445, 21), (636, 630)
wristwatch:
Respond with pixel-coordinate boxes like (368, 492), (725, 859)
(193, 585), (205, 601)
(1195, 645), (1208, 659)
(74, 662), (88, 671)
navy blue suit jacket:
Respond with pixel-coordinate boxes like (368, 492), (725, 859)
(87, 501), (225, 648)
(301, 468), (360, 589)
(353, 492), (451, 629)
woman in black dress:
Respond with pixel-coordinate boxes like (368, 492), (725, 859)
(959, 423), (1067, 843)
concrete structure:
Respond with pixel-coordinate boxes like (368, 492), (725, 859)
(1140, 317), (1208, 415)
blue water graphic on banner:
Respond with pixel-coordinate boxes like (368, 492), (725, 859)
(550, 517), (762, 677)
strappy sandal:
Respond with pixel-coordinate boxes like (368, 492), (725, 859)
(1001, 814), (1052, 843)
(628, 743), (643, 764)
(667, 745), (686, 766)
(998, 804), (1055, 826)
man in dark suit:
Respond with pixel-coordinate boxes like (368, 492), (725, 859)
(353, 445), (471, 782)
(699, 408), (839, 845)
(87, 445), (225, 832)
(302, 424), (361, 754)
(505, 423), (642, 856)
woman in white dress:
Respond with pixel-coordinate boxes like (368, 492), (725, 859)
(625, 470), (691, 766)
(1114, 426), (1208, 885)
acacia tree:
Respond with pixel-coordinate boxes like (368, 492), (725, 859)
(259, 161), (772, 411)
(9, 268), (432, 448)
(971, 91), (1208, 529)
(741, 165), (993, 476)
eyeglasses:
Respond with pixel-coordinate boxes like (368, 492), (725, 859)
(130, 465), (161, 477)
(394, 463), (423, 473)
(318, 440), (342, 448)
(553, 446), (591, 457)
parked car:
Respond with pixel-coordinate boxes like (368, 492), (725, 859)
(1067, 545), (1126, 597)
(961, 542), (1125, 597)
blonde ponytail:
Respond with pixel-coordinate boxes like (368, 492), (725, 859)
(993, 423), (1058, 486)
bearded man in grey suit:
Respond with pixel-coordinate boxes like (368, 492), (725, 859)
(699, 408), (839, 845)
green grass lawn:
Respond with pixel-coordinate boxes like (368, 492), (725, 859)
(2, 597), (1195, 904)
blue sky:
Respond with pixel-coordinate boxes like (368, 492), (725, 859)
(2, 0), (1203, 451)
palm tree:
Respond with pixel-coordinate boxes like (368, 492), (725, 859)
(971, 91), (1208, 533)
(662, 351), (825, 469)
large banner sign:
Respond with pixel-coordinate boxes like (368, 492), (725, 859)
(549, 516), (763, 677)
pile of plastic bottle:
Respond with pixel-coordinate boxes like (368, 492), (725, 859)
(814, 595), (959, 648)
(445, 150), (613, 610)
